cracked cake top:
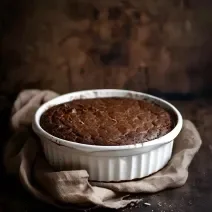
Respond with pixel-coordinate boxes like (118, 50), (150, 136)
(40, 97), (173, 146)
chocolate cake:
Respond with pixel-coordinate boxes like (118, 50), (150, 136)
(40, 98), (174, 146)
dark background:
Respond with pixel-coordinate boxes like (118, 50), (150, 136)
(1, 0), (212, 97)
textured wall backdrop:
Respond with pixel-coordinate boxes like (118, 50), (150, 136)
(1, 0), (212, 96)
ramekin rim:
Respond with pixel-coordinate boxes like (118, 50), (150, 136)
(32, 89), (183, 152)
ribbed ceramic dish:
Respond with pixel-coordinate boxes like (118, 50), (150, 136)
(32, 89), (183, 182)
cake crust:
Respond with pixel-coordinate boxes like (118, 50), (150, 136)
(40, 98), (173, 146)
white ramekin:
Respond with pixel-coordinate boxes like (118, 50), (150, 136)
(32, 89), (183, 182)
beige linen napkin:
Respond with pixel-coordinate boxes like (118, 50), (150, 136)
(3, 89), (202, 209)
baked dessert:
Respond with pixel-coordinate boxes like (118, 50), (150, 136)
(40, 98), (174, 146)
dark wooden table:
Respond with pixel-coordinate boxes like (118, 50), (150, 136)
(1, 99), (212, 212)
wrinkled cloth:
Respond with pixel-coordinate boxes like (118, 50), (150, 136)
(3, 89), (202, 209)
